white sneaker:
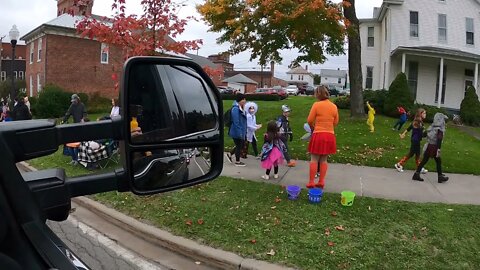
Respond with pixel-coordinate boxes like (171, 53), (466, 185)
(273, 174), (279, 179)
(261, 175), (270, 180)
(420, 168), (428, 174)
(394, 163), (404, 172)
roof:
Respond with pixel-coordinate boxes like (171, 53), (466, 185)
(222, 74), (258, 84)
(287, 66), (312, 75)
(391, 46), (480, 61)
(21, 13), (110, 42)
(185, 53), (217, 69)
(320, 69), (347, 78)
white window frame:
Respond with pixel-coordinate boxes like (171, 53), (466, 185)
(101, 43), (109, 64)
(29, 75), (33, 96)
(410, 11), (419, 38)
(0, 71), (6, 81)
(13, 71), (18, 79)
(366, 66), (374, 89)
(30, 42), (34, 64)
(37, 73), (42, 93)
(438, 14), (447, 42)
(466, 17), (474, 45)
(37, 38), (42, 62)
(19, 71), (24, 80)
(367, 27), (375, 47)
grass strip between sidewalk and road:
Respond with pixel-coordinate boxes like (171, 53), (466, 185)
(94, 176), (480, 270)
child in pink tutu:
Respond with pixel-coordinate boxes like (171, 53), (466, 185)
(260, 120), (286, 180)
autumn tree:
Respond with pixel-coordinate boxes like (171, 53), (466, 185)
(77, 0), (201, 58)
(197, 0), (347, 67)
(343, 0), (364, 117)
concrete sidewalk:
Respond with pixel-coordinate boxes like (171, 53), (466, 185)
(221, 154), (480, 205)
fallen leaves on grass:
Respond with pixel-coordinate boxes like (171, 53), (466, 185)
(250, 239), (256, 244)
(197, 219), (204, 225)
(325, 228), (331, 236)
(185, 220), (193, 226)
(327, 241), (335, 247)
(271, 206), (277, 210)
(335, 225), (345, 231)
(331, 211), (338, 217)
(267, 249), (276, 256)
(275, 197), (282, 203)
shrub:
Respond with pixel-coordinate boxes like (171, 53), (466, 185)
(411, 103), (450, 123)
(34, 84), (71, 119)
(88, 91), (112, 113)
(334, 96), (350, 109)
(77, 92), (89, 107)
(222, 93), (281, 101)
(384, 73), (414, 117)
(363, 89), (387, 115)
(460, 86), (480, 126)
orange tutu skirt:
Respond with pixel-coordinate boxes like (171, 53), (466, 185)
(308, 132), (336, 155)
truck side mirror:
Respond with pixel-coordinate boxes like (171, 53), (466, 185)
(121, 57), (224, 194)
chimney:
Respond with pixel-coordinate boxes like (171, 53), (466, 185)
(270, 61), (275, 76)
(57, 0), (94, 17)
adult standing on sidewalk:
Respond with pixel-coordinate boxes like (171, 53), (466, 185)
(306, 86), (339, 189)
(63, 94), (87, 123)
(226, 93), (247, 167)
(12, 96), (32, 121)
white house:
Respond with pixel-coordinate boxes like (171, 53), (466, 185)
(286, 65), (314, 86)
(319, 69), (348, 89)
(360, 0), (480, 110)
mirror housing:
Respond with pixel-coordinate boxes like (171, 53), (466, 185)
(121, 56), (224, 194)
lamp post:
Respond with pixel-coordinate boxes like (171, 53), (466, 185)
(9, 25), (19, 110)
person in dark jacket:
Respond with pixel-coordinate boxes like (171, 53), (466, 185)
(277, 105), (296, 167)
(226, 93), (247, 167)
(12, 97), (32, 121)
(63, 94), (87, 123)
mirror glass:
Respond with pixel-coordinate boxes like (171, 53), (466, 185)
(128, 63), (219, 144)
(132, 147), (212, 191)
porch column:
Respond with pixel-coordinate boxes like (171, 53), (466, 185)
(475, 63), (479, 94)
(437, 58), (444, 108)
(401, 53), (406, 73)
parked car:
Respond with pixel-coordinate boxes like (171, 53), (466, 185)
(339, 88), (350, 96)
(285, 85), (299, 96)
(305, 85), (315, 95)
(217, 86), (235, 94)
(252, 88), (287, 99)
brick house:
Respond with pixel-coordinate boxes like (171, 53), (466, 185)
(20, 0), (122, 98)
(0, 42), (26, 84)
(186, 53), (225, 86)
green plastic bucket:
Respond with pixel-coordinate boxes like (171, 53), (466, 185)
(340, 191), (356, 206)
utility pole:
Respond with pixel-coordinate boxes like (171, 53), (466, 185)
(0, 35), (4, 88)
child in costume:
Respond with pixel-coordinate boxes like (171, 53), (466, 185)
(245, 102), (262, 158)
(412, 113), (449, 183)
(395, 108), (428, 174)
(393, 106), (408, 131)
(366, 101), (375, 132)
(277, 105), (296, 167)
(260, 120), (285, 180)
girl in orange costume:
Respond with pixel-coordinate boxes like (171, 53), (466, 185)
(306, 86), (339, 189)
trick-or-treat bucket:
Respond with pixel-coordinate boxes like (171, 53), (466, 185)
(308, 188), (323, 204)
(286, 185), (301, 200)
(341, 191), (356, 206)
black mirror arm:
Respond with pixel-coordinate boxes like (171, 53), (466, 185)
(57, 117), (123, 143)
(66, 168), (129, 198)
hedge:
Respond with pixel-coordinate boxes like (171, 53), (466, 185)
(411, 103), (450, 123)
(460, 86), (480, 126)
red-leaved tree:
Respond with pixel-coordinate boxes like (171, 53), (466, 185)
(76, 0), (202, 59)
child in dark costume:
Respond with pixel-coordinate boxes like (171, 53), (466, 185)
(395, 108), (428, 174)
(277, 105), (296, 167)
(412, 113), (449, 183)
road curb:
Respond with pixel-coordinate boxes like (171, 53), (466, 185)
(19, 162), (296, 270)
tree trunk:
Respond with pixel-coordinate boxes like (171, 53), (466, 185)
(344, 0), (365, 117)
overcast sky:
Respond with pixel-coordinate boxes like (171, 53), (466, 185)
(0, 0), (383, 79)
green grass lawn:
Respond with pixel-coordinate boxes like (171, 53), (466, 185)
(224, 96), (480, 175)
(94, 177), (480, 269)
